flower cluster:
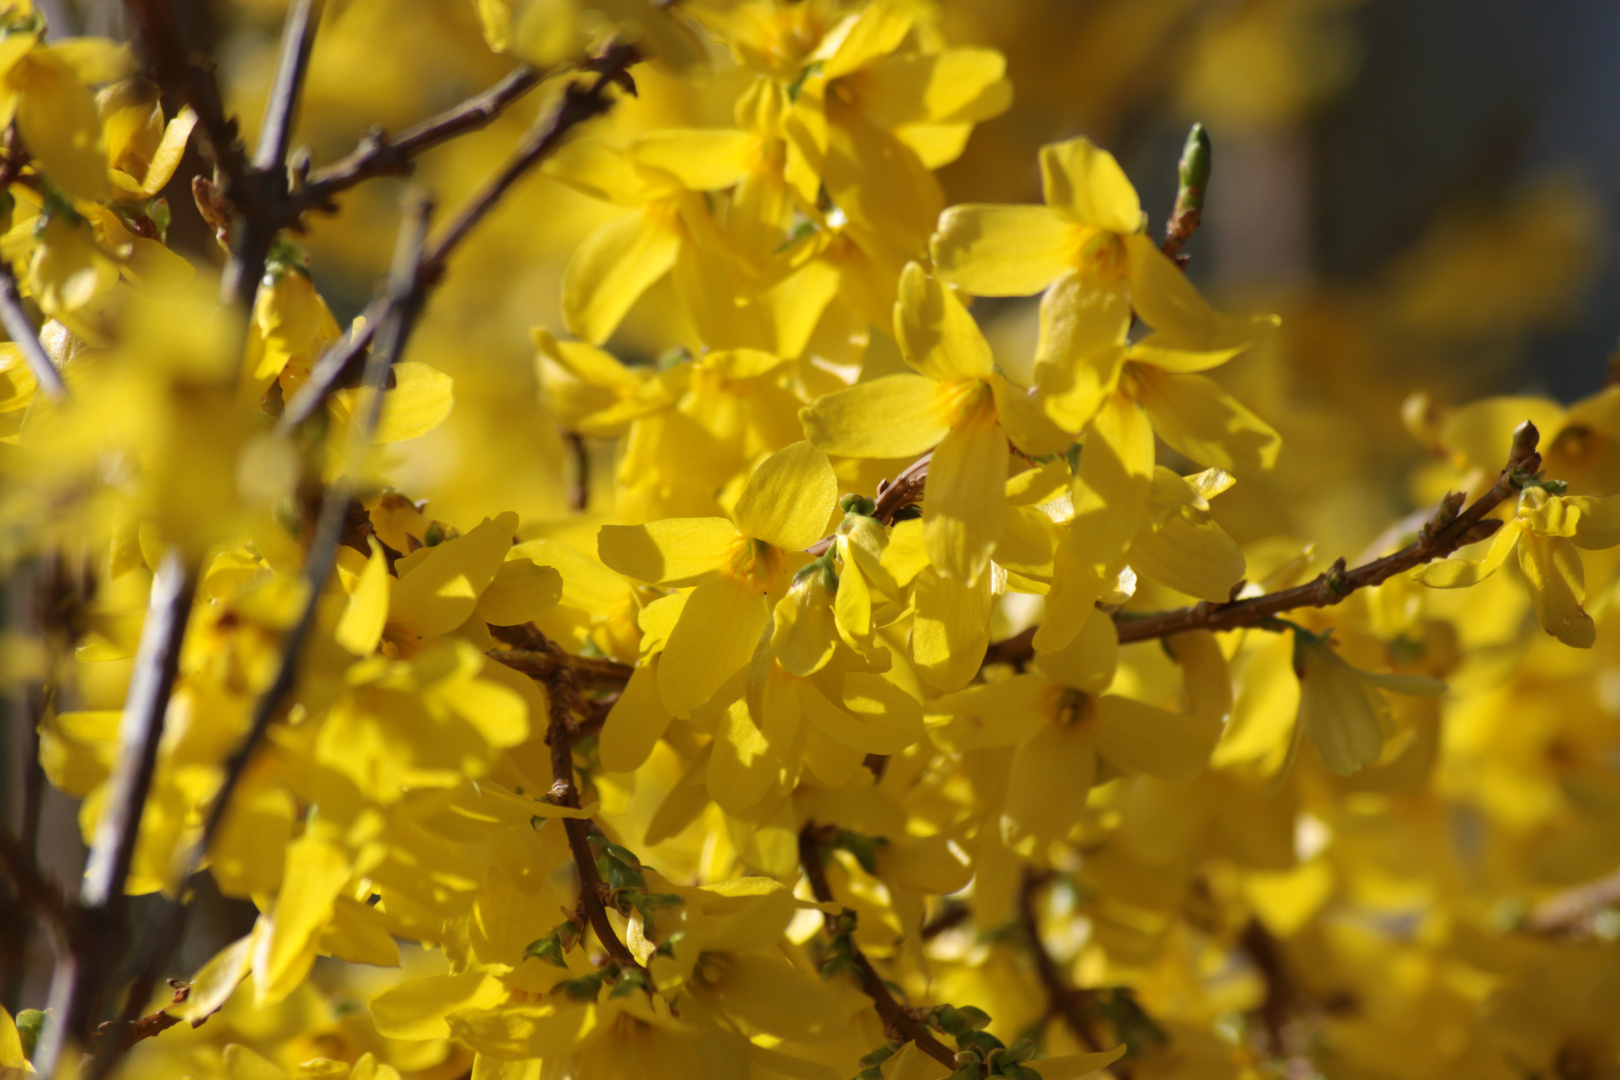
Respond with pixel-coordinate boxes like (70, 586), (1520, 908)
(2, 3), (1620, 1080)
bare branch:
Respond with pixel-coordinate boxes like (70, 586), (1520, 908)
(0, 257), (64, 404)
(808, 451), (931, 557)
(31, 550), (197, 1078)
(277, 42), (639, 433)
(252, 0), (320, 176)
(114, 195), (436, 1035)
(798, 824), (958, 1069)
(1017, 871), (1106, 1054)
(296, 64), (545, 213)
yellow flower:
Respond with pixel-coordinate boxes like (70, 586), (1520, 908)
(0, 27), (133, 199)
(1287, 632), (1446, 777)
(96, 77), (196, 198)
(802, 263), (1068, 583)
(929, 611), (1220, 844)
(598, 440), (838, 716)
(1415, 485), (1620, 648)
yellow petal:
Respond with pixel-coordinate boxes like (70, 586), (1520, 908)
(1170, 630), (1233, 724)
(597, 517), (738, 587)
(1133, 367), (1282, 476)
(371, 971), (505, 1040)
(800, 372), (952, 458)
(1033, 609), (1117, 694)
(14, 52), (109, 199)
(1127, 510), (1246, 602)
(1519, 532), (1596, 648)
(140, 105), (198, 195)
(895, 261), (994, 381)
(373, 362), (454, 443)
(390, 512), (517, 639)
(930, 204), (1076, 296)
(707, 692), (792, 813)
(821, 0), (913, 78)
(1570, 494), (1620, 549)
(733, 440), (838, 551)
(1035, 266), (1130, 382)
(1004, 722), (1097, 843)
(712, 953), (843, 1040)
(1092, 695), (1219, 781)
(659, 576), (769, 717)
(598, 661), (674, 773)
(1124, 234), (1274, 355)
(1297, 645), (1386, 776)
(629, 128), (753, 190)
(1032, 541), (1104, 654)
(823, 108), (942, 254)
(563, 207), (681, 344)
(225, 1045), (289, 1080)
(912, 567), (992, 692)
(170, 932), (254, 1024)
(858, 48), (1011, 128)
(1071, 392), (1154, 570)
(772, 573), (837, 677)
(990, 371), (1071, 457)
(335, 538), (390, 656)
(1039, 136), (1140, 235)
(1028, 1046), (1129, 1080)
(926, 673), (1054, 750)
(925, 396), (1007, 583)
(799, 669), (924, 754)
(476, 558), (564, 626)
(1414, 519), (1522, 588)
(253, 837), (350, 1004)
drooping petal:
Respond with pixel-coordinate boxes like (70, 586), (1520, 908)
(1413, 519), (1522, 588)
(1032, 540), (1105, 654)
(336, 538), (390, 656)
(562, 206), (681, 345)
(1127, 510), (1246, 603)
(1091, 695), (1219, 782)
(925, 396), (1008, 583)
(912, 567), (992, 692)
(1070, 392), (1155, 571)
(1003, 722), (1097, 844)
(1033, 608), (1118, 694)
(800, 372), (953, 458)
(930, 204), (1077, 297)
(1518, 531), (1597, 648)
(1297, 645), (1387, 776)
(1133, 367), (1282, 476)
(823, 106), (942, 255)
(894, 261), (994, 381)
(1169, 630), (1233, 724)
(1035, 266), (1130, 377)
(597, 517), (738, 587)
(857, 48), (1012, 128)
(990, 371), (1072, 457)
(599, 659), (675, 773)
(476, 559), (563, 627)
(820, 0), (914, 78)
(926, 674), (1054, 750)
(800, 669), (923, 754)
(390, 512), (517, 639)
(707, 690), (794, 814)
(1570, 494), (1620, 549)
(772, 572), (838, 677)
(1039, 136), (1141, 235)
(659, 576), (770, 717)
(1123, 234), (1275, 356)
(733, 440), (839, 551)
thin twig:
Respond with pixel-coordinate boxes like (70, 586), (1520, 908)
(540, 641), (644, 972)
(113, 197), (436, 1041)
(808, 452), (931, 557)
(1017, 871), (1105, 1054)
(85, 982), (194, 1064)
(277, 42), (637, 433)
(565, 431), (589, 512)
(0, 255), (64, 401)
(32, 550), (197, 1078)
(798, 824), (957, 1069)
(981, 423), (1543, 666)
(1526, 865), (1620, 936)
(490, 647), (633, 690)
(220, 0), (322, 312)
(296, 65), (545, 214)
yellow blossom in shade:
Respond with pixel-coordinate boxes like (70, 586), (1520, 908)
(1285, 632), (1446, 777)
(0, 30), (133, 199)
(801, 262), (1068, 584)
(779, 0), (1012, 252)
(597, 440), (837, 717)
(96, 77), (196, 197)
(1414, 485), (1620, 648)
(929, 611), (1220, 844)
(1124, 466), (1246, 602)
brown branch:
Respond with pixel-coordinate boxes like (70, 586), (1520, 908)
(31, 550), (198, 1077)
(808, 451), (931, 556)
(1017, 871), (1105, 1055)
(113, 197), (437, 1039)
(295, 65), (545, 214)
(540, 642), (644, 973)
(798, 824), (957, 1069)
(565, 431), (590, 512)
(277, 42), (639, 433)
(982, 423), (1542, 668)
(0, 262), (64, 401)
(489, 646), (634, 691)
(1526, 866), (1620, 936)
(85, 982), (195, 1064)
(1161, 123), (1209, 263)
